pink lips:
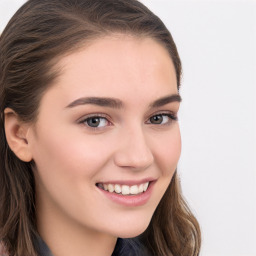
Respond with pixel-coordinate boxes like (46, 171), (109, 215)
(97, 180), (156, 207)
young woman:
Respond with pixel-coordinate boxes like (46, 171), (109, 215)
(0, 0), (201, 255)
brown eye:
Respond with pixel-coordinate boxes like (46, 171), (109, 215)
(148, 113), (177, 125)
(150, 115), (163, 124)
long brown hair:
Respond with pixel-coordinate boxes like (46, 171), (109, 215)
(0, 0), (201, 255)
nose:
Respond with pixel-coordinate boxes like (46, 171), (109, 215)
(113, 126), (154, 171)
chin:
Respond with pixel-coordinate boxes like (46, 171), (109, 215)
(110, 219), (151, 239)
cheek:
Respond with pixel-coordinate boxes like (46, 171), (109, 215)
(30, 124), (116, 186)
(152, 125), (181, 175)
(31, 127), (114, 216)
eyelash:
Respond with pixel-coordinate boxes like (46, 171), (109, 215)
(78, 114), (111, 129)
(78, 112), (178, 130)
(146, 113), (178, 125)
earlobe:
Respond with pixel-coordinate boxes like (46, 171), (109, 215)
(4, 108), (33, 162)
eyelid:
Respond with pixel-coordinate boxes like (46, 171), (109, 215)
(77, 113), (110, 121)
(147, 110), (178, 120)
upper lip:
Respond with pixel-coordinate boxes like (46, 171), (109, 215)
(96, 178), (157, 186)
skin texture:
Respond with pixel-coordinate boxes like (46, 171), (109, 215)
(5, 35), (181, 256)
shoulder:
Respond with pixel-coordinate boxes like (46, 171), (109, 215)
(0, 242), (9, 256)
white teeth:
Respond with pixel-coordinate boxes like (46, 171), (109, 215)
(121, 185), (130, 195)
(130, 185), (139, 195)
(143, 182), (149, 192)
(108, 184), (114, 193)
(138, 184), (144, 193)
(114, 184), (122, 194)
(98, 182), (150, 195)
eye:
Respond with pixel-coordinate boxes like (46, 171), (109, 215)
(80, 116), (109, 128)
(148, 113), (177, 125)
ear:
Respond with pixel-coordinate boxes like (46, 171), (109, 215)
(4, 108), (33, 162)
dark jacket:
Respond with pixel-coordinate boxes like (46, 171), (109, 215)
(34, 236), (151, 256)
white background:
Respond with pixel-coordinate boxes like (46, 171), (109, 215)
(1, 0), (255, 255)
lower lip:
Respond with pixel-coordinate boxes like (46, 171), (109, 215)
(97, 181), (156, 207)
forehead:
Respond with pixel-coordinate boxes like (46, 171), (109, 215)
(41, 35), (178, 108)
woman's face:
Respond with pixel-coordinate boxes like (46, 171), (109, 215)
(28, 35), (181, 239)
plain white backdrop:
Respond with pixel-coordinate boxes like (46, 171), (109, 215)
(1, 1), (256, 255)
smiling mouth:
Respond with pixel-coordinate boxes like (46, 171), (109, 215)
(96, 182), (150, 196)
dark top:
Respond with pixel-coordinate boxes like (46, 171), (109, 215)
(34, 236), (151, 256)
(34, 237), (54, 256)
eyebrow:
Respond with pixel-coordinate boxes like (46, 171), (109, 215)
(66, 97), (123, 109)
(149, 94), (182, 108)
(65, 94), (181, 109)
